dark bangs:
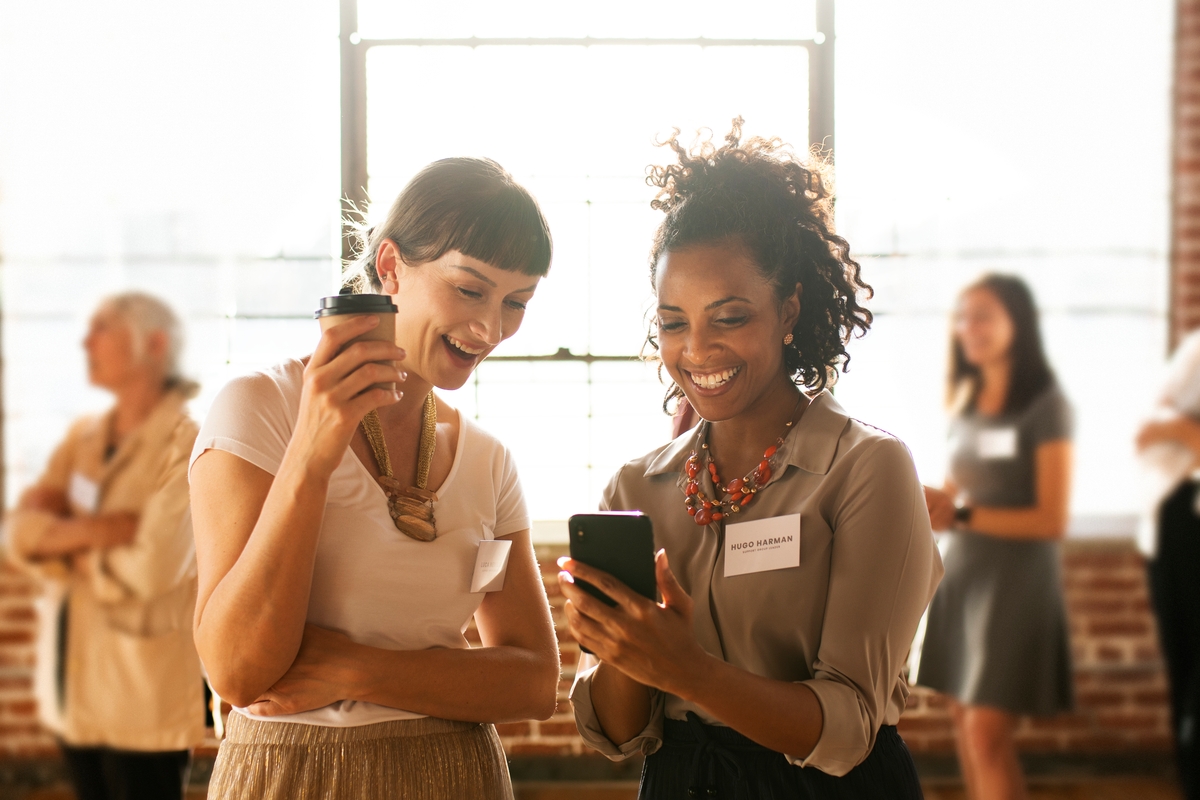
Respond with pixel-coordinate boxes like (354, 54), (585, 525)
(388, 157), (552, 277)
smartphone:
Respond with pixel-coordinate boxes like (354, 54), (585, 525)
(567, 512), (657, 654)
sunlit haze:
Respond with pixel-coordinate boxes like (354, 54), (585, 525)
(0, 1), (1172, 530)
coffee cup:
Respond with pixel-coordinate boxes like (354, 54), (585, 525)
(314, 294), (399, 391)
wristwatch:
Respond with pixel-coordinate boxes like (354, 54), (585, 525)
(952, 504), (973, 530)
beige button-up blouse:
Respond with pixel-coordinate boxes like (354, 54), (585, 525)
(4, 390), (206, 751)
(570, 391), (943, 777)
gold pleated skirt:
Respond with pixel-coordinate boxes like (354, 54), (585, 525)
(206, 712), (513, 800)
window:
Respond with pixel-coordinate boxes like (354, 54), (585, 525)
(1, 1), (1172, 537)
(830, 1), (1172, 531)
(349, 0), (824, 523)
(0, 1), (341, 504)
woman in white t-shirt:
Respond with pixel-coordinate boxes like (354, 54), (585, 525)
(189, 158), (559, 800)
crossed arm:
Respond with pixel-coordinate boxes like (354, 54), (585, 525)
(1137, 411), (1200, 466)
(10, 486), (138, 561)
(191, 449), (559, 720)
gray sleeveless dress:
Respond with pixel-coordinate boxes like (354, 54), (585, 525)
(915, 385), (1074, 716)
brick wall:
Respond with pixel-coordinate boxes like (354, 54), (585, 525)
(0, 564), (52, 757)
(0, 540), (1172, 761)
(1173, 0), (1200, 340)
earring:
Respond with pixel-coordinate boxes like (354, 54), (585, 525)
(783, 333), (794, 346)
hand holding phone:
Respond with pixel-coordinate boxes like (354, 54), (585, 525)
(567, 512), (657, 653)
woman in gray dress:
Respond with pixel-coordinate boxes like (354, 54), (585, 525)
(918, 274), (1074, 800)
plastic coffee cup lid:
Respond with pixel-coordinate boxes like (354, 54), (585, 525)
(314, 294), (398, 318)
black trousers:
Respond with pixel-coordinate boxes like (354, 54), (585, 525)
(1150, 481), (1200, 800)
(60, 744), (190, 800)
(639, 713), (923, 800)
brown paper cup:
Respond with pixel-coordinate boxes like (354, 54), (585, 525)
(315, 296), (399, 392)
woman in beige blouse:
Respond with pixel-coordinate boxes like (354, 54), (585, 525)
(559, 122), (943, 798)
(5, 293), (206, 800)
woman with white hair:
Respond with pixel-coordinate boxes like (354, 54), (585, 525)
(5, 292), (207, 800)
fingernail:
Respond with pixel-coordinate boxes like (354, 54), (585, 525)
(558, 571), (574, 584)
(400, 371), (408, 380)
(556, 556), (569, 568)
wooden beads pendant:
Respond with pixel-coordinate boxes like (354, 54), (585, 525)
(684, 439), (782, 526)
(361, 392), (439, 541)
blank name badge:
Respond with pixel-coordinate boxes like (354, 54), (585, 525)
(976, 427), (1018, 460)
(724, 513), (801, 578)
(68, 472), (100, 515)
(471, 539), (513, 593)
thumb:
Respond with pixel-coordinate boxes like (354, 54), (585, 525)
(655, 549), (690, 611)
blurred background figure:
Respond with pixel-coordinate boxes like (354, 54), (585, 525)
(1135, 331), (1200, 800)
(2, 293), (206, 800)
(916, 274), (1074, 800)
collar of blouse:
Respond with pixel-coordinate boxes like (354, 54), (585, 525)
(95, 389), (190, 476)
(643, 389), (849, 488)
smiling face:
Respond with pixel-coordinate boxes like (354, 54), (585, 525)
(377, 243), (539, 390)
(954, 287), (1015, 369)
(655, 241), (800, 422)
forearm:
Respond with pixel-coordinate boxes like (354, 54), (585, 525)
(674, 653), (823, 758)
(196, 453), (332, 705)
(17, 511), (138, 559)
(966, 441), (1071, 541)
(18, 487), (68, 517)
(969, 505), (1066, 540)
(1170, 416), (1200, 464)
(590, 662), (653, 746)
(21, 518), (99, 558)
(349, 641), (560, 723)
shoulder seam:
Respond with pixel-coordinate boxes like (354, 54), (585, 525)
(837, 435), (916, 519)
(848, 418), (900, 440)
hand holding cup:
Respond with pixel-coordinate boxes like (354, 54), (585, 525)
(295, 303), (407, 476)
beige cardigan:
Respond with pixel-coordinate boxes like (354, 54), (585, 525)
(4, 390), (207, 751)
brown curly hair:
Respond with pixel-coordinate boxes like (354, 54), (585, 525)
(644, 118), (873, 412)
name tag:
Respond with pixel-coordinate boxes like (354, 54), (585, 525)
(977, 427), (1018, 460)
(471, 539), (513, 593)
(68, 473), (100, 514)
(724, 513), (801, 578)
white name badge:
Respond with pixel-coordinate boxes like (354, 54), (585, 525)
(68, 472), (100, 514)
(977, 427), (1018, 460)
(471, 539), (513, 593)
(724, 513), (801, 578)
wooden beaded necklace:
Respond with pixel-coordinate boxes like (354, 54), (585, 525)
(360, 392), (439, 541)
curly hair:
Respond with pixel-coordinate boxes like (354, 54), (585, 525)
(643, 118), (873, 412)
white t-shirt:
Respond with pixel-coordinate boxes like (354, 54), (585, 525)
(189, 358), (530, 727)
(1139, 330), (1200, 555)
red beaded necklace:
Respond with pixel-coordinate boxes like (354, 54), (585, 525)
(683, 395), (804, 526)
